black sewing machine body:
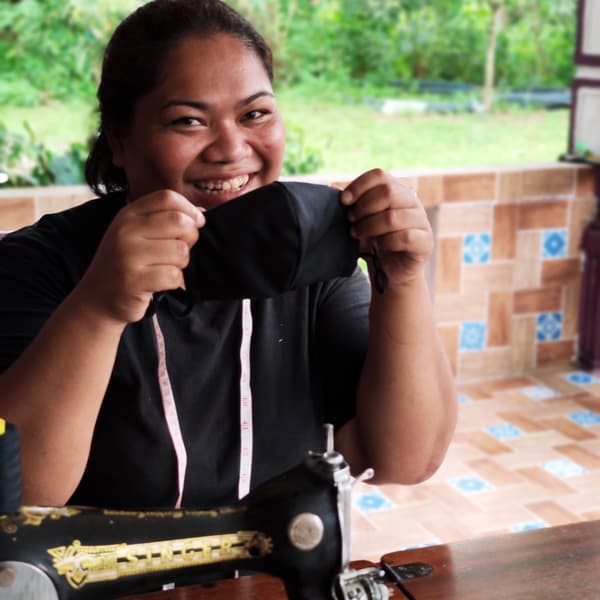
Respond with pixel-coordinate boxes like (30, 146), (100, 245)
(0, 424), (393, 600)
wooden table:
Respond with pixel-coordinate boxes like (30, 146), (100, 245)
(121, 520), (600, 599)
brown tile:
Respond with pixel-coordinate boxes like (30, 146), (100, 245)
(458, 348), (513, 381)
(467, 458), (523, 486)
(479, 375), (536, 394)
(510, 316), (537, 372)
(491, 204), (518, 259)
(443, 172), (497, 203)
(514, 231), (541, 289)
(522, 169), (575, 198)
(526, 500), (579, 526)
(437, 324), (458, 375)
(575, 167), (596, 198)
(0, 197), (36, 230)
(498, 171), (524, 204)
(537, 340), (576, 368)
(462, 263), (514, 293)
(434, 291), (486, 322)
(541, 258), (580, 286)
(455, 385), (492, 401)
(518, 200), (568, 229)
(541, 417), (597, 441)
(463, 430), (513, 454)
(416, 175), (444, 207)
(517, 466), (576, 495)
(496, 411), (548, 433)
(487, 292), (512, 347)
(563, 282), (580, 338)
(435, 237), (462, 294)
(568, 197), (596, 256)
(423, 482), (482, 516)
(438, 203), (493, 236)
(554, 444), (600, 470)
(514, 287), (562, 314)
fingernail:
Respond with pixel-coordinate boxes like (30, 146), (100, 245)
(341, 190), (352, 205)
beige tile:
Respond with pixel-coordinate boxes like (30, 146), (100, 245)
(496, 411), (548, 433)
(0, 197), (36, 230)
(458, 348), (513, 381)
(443, 173), (497, 203)
(541, 417), (597, 441)
(462, 430), (513, 454)
(435, 237), (462, 294)
(467, 458), (523, 486)
(498, 171), (524, 204)
(510, 316), (537, 372)
(514, 231), (541, 289)
(525, 500), (580, 526)
(437, 325), (458, 375)
(516, 466), (576, 495)
(462, 263), (514, 294)
(568, 197), (596, 257)
(537, 340), (576, 368)
(420, 482), (482, 516)
(541, 258), (580, 286)
(420, 513), (472, 543)
(434, 291), (486, 322)
(492, 204), (518, 260)
(487, 292), (512, 347)
(522, 169), (575, 198)
(459, 503), (539, 535)
(479, 375), (537, 394)
(575, 167), (596, 199)
(514, 287), (562, 314)
(554, 444), (600, 470)
(416, 175), (444, 207)
(518, 200), (569, 229)
(563, 282), (581, 338)
(438, 203), (493, 236)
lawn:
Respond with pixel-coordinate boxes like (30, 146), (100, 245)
(2, 90), (570, 176)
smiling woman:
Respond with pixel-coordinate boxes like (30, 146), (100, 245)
(0, 0), (457, 525)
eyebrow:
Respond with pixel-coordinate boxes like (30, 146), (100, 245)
(160, 91), (275, 112)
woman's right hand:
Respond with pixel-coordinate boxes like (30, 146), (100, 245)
(76, 190), (205, 325)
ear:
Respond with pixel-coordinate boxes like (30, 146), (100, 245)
(104, 126), (126, 168)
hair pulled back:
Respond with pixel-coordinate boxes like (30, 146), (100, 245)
(85, 0), (273, 196)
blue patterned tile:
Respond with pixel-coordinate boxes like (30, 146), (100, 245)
(486, 423), (524, 440)
(463, 233), (491, 265)
(541, 458), (588, 479)
(520, 385), (559, 401)
(541, 229), (568, 259)
(458, 394), (472, 405)
(353, 490), (394, 513)
(450, 475), (494, 494)
(568, 410), (600, 426)
(460, 321), (487, 351)
(536, 312), (562, 342)
(561, 371), (599, 386)
(511, 521), (548, 533)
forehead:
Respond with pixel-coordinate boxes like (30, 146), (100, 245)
(151, 33), (272, 99)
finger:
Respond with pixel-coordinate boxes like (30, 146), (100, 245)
(350, 206), (430, 240)
(373, 228), (433, 259)
(135, 264), (185, 294)
(131, 189), (205, 227)
(340, 168), (388, 206)
(139, 210), (201, 246)
(142, 238), (193, 269)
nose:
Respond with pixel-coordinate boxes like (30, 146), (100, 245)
(200, 122), (251, 164)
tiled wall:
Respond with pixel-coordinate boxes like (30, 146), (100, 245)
(1, 163), (597, 382)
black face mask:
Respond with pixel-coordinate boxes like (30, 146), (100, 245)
(146, 181), (360, 315)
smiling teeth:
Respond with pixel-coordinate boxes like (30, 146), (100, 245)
(196, 175), (249, 193)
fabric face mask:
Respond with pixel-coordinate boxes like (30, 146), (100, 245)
(180, 181), (360, 302)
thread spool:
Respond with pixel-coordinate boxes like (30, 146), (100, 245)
(0, 418), (22, 514)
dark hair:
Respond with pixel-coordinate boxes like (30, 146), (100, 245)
(85, 0), (274, 196)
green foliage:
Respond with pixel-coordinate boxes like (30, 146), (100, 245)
(0, 122), (87, 187)
(281, 122), (324, 175)
(0, 0), (141, 105)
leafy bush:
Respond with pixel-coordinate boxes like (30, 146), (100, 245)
(282, 123), (324, 175)
(0, 122), (87, 187)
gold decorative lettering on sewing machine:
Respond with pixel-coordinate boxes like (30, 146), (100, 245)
(1, 507), (81, 534)
(48, 531), (272, 590)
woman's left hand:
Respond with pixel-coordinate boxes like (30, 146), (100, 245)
(341, 168), (433, 289)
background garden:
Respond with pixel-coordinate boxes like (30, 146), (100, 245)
(0, 0), (576, 186)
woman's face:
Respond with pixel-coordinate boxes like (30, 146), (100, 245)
(110, 33), (286, 209)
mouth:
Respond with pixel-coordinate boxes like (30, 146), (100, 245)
(194, 174), (250, 194)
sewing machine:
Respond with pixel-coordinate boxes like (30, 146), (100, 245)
(0, 421), (431, 599)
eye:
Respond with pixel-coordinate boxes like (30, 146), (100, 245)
(243, 109), (269, 121)
(172, 116), (205, 126)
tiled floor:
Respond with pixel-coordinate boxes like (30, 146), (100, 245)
(349, 364), (600, 562)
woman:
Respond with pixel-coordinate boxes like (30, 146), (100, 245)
(0, 0), (457, 509)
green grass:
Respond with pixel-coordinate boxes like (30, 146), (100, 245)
(2, 89), (570, 175)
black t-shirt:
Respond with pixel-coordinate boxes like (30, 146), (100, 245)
(0, 194), (370, 509)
